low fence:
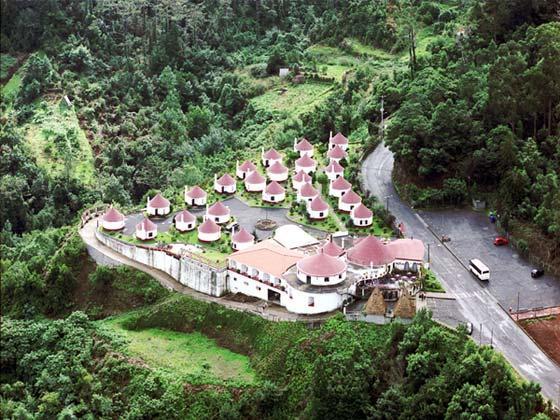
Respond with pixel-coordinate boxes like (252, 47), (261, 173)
(81, 205), (109, 227)
(344, 311), (413, 325)
(95, 230), (228, 297)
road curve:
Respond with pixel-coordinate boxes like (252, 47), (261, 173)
(361, 142), (560, 405)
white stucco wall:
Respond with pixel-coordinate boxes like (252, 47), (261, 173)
(102, 220), (125, 231)
(147, 205), (170, 216)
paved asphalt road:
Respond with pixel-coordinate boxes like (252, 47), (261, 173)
(362, 142), (560, 405)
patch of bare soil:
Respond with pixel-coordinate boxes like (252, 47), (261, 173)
(520, 316), (560, 365)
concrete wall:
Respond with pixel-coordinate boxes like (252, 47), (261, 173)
(96, 230), (227, 296)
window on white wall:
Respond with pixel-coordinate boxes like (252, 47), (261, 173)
(308, 297), (315, 307)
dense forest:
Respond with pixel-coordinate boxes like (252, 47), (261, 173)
(1, 0), (560, 418)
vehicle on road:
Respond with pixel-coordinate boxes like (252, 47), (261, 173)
(469, 258), (490, 281)
(531, 268), (545, 278)
(441, 234), (451, 242)
(465, 322), (473, 335)
(225, 221), (240, 232)
(493, 236), (509, 246)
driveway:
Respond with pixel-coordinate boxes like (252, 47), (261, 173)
(361, 142), (560, 404)
(122, 197), (326, 241)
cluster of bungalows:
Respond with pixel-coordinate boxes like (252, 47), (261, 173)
(227, 225), (425, 314)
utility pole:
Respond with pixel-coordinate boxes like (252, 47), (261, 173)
(490, 327), (493, 348)
(479, 323), (483, 345)
(427, 243), (431, 264)
(517, 291), (520, 321)
(380, 95), (385, 139)
(385, 195), (390, 212)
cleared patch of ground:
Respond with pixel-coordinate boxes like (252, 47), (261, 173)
(101, 314), (256, 383)
(520, 316), (560, 365)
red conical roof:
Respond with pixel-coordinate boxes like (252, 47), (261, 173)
(263, 148), (281, 159)
(331, 176), (351, 190)
(322, 237), (345, 257)
(297, 251), (346, 277)
(295, 138), (313, 151)
(245, 171), (265, 184)
(352, 203), (372, 218)
(207, 201), (230, 216)
(265, 181), (285, 194)
(175, 209), (195, 223)
(198, 218), (221, 234)
(217, 173), (236, 186)
(238, 160), (256, 172)
(295, 154), (316, 168)
(327, 145), (347, 159)
(103, 207), (124, 222)
(149, 193), (170, 209)
(331, 132), (348, 145)
(309, 196), (328, 211)
(136, 217), (157, 232)
(340, 190), (361, 204)
(299, 183), (318, 197)
(232, 227), (254, 243)
(186, 186), (207, 199)
(267, 161), (288, 174)
(293, 170), (312, 183)
(347, 236), (393, 266)
(325, 160), (344, 174)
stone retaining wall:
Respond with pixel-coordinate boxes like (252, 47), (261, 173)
(95, 230), (227, 296)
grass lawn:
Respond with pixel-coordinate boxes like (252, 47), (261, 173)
(101, 314), (256, 383)
(24, 98), (96, 184)
(287, 208), (341, 232)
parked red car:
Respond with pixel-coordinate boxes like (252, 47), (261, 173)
(493, 236), (509, 246)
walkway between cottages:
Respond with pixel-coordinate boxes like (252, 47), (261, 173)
(79, 218), (331, 324)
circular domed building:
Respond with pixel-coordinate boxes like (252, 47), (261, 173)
(101, 207), (125, 231)
(296, 250), (347, 286)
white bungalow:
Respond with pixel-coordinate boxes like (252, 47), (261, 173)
(297, 182), (319, 203)
(324, 159), (344, 181)
(329, 176), (351, 197)
(184, 186), (207, 206)
(351, 203), (373, 227)
(307, 196), (329, 220)
(244, 171), (266, 192)
(296, 251), (347, 286)
(207, 201), (231, 224)
(136, 218), (157, 240)
(266, 161), (289, 182)
(262, 181), (286, 203)
(198, 218), (221, 242)
(293, 137), (314, 157)
(295, 154), (317, 174)
(292, 170), (312, 190)
(262, 147), (282, 167)
(236, 160), (257, 179)
(101, 207), (125, 231)
(328, 131), (349, 151)
(147, 193), (170, 216)
(214, 173), (236, 194)
(338, 189), (362, 212)
(231, 227), (255, 251)
(327, 145), (347, 163)
(175, 209), (196, 232)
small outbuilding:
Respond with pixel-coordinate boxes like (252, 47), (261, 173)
(338, 189), (362, 212)
(101, 207), (125, 231)
(231, 227), (255, 251)
(293, 137), (314, 157)
(214, 174), (236, 194)
(329, 176), (351, 197)
(236, 160), (257, 179)
(324, 160), (344, 181)
(327, 145), (347, 163)
(184, 186), (207, 206)
(307, 196), (329, 220)
(147, 193), (170, 217)
(244, 170), (266, 192)
(266, 161), (289, 182)
(262, 147), (282, 167)
(321, 236), (345, 258)
(175, 209), (196, 232)
(136, 217), (157, 241)
(262, 181), (286, 203)
(292, 170), (312, 190)
(295, 154), (317, 174)
(328, 131), (349, 151)
(297, 182), (319, 203)
(351, 203), (373, 227)
(198, 218), (221, 242)
(207, 201), (231, 224)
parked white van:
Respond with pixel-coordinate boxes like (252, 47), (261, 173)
(469, 259), (490, 281)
